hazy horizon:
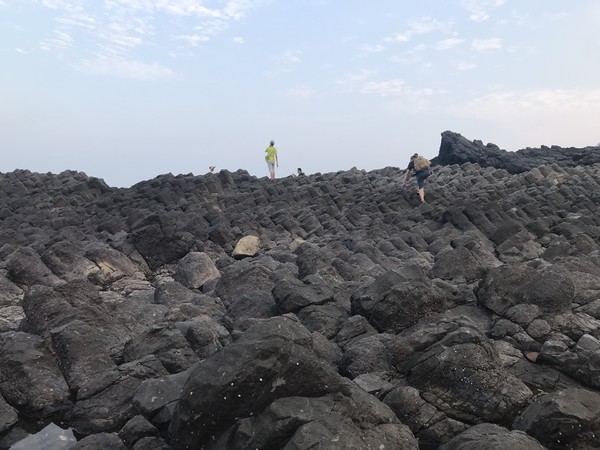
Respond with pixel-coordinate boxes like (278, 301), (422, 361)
(2, 1), (599, 187)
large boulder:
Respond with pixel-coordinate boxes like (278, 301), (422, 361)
(41, 240), (98, 282)
(439, 423), (545, 450)
(6, 246), (64, 287)
(406, 326), (533, 424)
(431, 245), (502, 282)
(383, 385), (468, 447)
(232, 235), (260, 259)
(214, 258), (276, 307)
(169, 316), (417, 449)
(0, 392), (18, 434)
(212, 386), (418, 450)
(122, 326), (199, 374)
(477, 264), (575, 315)
(174, 252), (220, 290)
(130, 213), (196, 270)
(352, 271), (471, 333)
(0, 331), (71, 418)
(67, 356), (167, 435)
(512, 388), (600, 449)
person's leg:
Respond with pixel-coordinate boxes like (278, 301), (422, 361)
(417, 176), (426, 203)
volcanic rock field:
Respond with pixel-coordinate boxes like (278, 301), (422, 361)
(1, 131), (600, 449)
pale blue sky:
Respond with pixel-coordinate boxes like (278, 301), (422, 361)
(2, 1), (599, 187)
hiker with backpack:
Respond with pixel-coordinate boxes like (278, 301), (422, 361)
(402, 153), (431, 204)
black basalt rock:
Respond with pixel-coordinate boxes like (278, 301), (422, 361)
(3, 134), (600, 448)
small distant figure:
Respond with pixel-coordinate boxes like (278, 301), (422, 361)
(297, 168), (305, 176)
(402, 153), (431, 204)
(209, 165), (216, 173)
(264, 140), (279, 180)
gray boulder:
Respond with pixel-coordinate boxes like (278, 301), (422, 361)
(72, 432), (125, 449)
(174, 251), (220, 290)
(41, 240), (98, 282)
(122, 326), (199, 373)
(477, 264), (575, 315)
(513, 387), (600, 449)
(352, 271), (471, 333)
(212, 386), (418, 450)
(232, 235), (260, 259)
(407, 326), (532, 424)
(6, 246), (63, 287)
(130, 213), (196, 270)
(0, 331), (71, 418)
(439, 423), (544, 450)
(383, 385), (468, 448)
(67, 356), (167, 435)
(0, 392), (18, 434)
(169, 316), (416, 449)
(118, 415), (160, 448)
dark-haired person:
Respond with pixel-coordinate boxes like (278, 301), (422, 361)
(264, 140), (279, 179)
(402, 153), (430, 203)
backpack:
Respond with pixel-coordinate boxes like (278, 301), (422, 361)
(414, 155), (430, 171)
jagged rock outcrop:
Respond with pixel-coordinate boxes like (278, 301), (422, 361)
(434, 130), (600, 173)
(1, 133), (600, 449)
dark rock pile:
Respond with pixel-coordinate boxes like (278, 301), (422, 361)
(434, 130), (600, 173)
(1, 131), (600, 449)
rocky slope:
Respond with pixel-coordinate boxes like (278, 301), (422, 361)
(1, 132), (600, 449)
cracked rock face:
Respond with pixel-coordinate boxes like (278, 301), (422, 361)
(1, 133), (600, 449)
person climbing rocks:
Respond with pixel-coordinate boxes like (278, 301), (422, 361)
(402, 153), (431, 203)
(265, 140), (279, 180)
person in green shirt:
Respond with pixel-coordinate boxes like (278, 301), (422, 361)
(264, 140), (279, 179)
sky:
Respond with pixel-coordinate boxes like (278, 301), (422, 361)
(2, 1), (600, 187)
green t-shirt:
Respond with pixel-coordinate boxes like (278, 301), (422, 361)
(265, 146), (278, 163)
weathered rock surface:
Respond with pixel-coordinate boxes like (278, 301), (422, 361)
(434, 130), (600, 173)
(2, 133), (600, 448)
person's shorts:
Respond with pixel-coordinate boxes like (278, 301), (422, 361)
(267, 161), (275, 170)
(415, 169), (430, 188)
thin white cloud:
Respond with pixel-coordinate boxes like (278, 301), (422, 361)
(384, 18), (448, 43)
(72, 55), (176, 80)
(360, 79), (407, 96)
(460, 0), (507, 22)
(174, 34), (210, 46)
(454, 89), (600, 120)
(15, 48), (27, 54)
(336, 70), (439, 112)
(359, 44), (386, 53)
(223, 0), (268, 20)
(233, 36), (245, 44)
(435, 38), (465, 51)
(455, 61), (477, 71)
(185, 19), (229, 44)
(544, 11), (569, 21)
(40, 29), (73, 51)
(472, 38), (502, 52)
(282, 49), (303, 64)
(451, 89), (600, 147)
(335, 69), (377, 91)
(283, 86), (316, 101)
(37, 0), (268, 79)
(389, 43), (428, 65)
